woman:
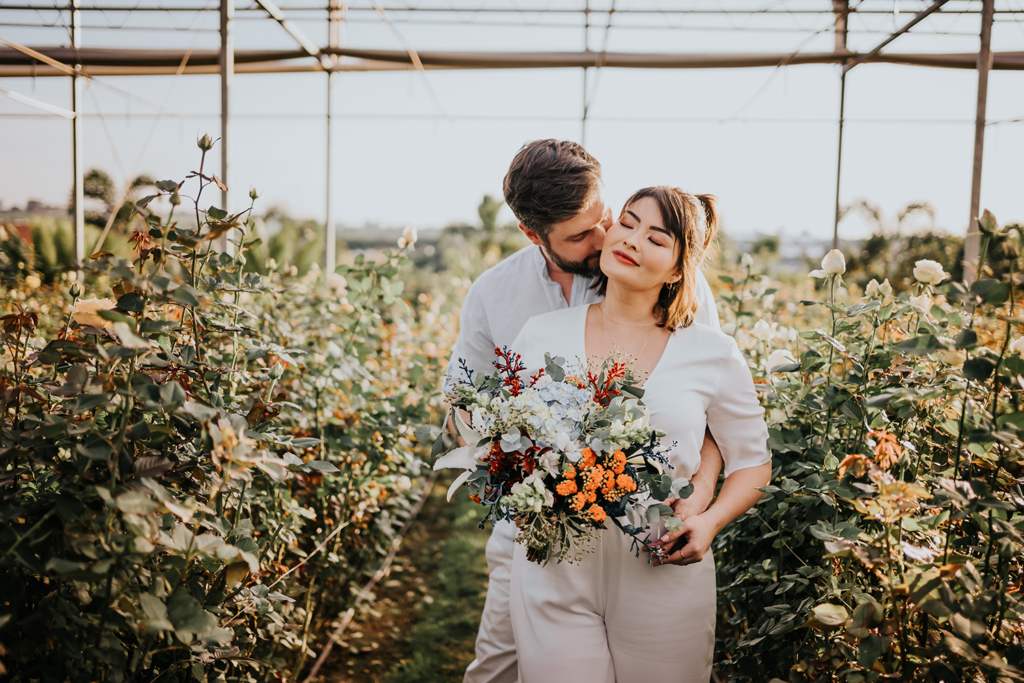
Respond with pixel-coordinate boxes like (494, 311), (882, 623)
(509, 187), (771, 682)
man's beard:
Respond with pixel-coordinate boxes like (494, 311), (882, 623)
(544, 243), (603, 278)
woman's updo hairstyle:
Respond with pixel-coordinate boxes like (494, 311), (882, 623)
(596, 186), (719, 329)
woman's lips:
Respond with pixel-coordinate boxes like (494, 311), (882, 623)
(613, 250), (639, 267)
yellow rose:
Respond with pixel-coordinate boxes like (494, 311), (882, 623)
(71, 297), (117, 329)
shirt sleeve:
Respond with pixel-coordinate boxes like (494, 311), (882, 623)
(443, 283), (497, 393)
(693, 268), (721, 331)
(705, 336), (770, 477)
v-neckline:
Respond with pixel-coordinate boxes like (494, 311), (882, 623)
(579, 304), (673, 390)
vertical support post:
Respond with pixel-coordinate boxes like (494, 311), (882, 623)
(964, 0), (995, 285)
(70, 0), (85, 266)
(325, 71), (336, 274)
(581, 0), (590, 147)
(831, 0), (849, 250)
(581, 69), (588, 147)
(326, 0), (343, 274)
(832, 71), (846, 251)
(219, 0), (233, 250)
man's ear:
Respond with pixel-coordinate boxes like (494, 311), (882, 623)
(518, 223), (544, 247)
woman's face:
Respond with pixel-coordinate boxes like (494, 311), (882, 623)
(600, 196), (681, 293)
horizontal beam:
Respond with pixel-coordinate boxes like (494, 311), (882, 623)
(843, 0), (948, 73)
(1, 3), (1021, 13)
(2, 46), (1023, 75)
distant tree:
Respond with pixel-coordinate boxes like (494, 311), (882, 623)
(69, 168), (156, 231)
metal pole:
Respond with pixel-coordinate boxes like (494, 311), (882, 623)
(326, 0), (343, 274)
(219, 0), (233, 250)
(832, 71), (846, 251)
(70, 0), (84, 266)
(581, 0), (589, 147)
(964, 0), (995, 285)
(831, 0), (848, 250)
(325, 71), (336, 274)
(581, 69), (588, 147)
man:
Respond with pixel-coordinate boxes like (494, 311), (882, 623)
(446, 140), (723, 683)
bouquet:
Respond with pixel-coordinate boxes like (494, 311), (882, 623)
(433, 347), (692, 565)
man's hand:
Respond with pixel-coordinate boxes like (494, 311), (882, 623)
(649, 509), (717, 567)
(445, 406), (470, 448)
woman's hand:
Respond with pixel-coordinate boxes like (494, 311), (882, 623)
(649, 510), (717, 566)
(650, 461), (772, 567)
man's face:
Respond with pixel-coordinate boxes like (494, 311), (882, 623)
(520, 196), (612, 278)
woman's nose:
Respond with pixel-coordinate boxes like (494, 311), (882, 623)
(623, 229), (641, 250)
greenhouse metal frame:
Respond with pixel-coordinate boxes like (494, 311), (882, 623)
(1, 0), (1022, 276)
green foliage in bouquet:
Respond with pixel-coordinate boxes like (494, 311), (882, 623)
(713, 213), (1024, 682)
(0, 138), (449, 681)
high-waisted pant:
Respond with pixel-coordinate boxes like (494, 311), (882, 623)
(508, 525), (716, 683)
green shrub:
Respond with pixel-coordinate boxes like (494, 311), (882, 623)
(714, 213), (1024, 681)
(0, 140), (451, 681)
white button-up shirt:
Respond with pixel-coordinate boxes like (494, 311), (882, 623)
(445, 243), (720, 390)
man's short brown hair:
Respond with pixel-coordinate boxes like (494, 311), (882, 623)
(502, 139), (602, 239)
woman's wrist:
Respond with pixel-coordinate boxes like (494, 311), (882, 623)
(697, 506), (727, 536)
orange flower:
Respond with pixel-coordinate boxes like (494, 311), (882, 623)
(563, 467), (576, 479)
(579, 448), (596, 469)
(616, 474), (637, 492)
(571, 492), (587, 511)
(556, 480), (578, 496)
(588, 505), (607, 523)
(611, 450), (626, 474)
(590, 465), (607, 491)
(838, 453), (872, 478)
(870, 431), (902, 469)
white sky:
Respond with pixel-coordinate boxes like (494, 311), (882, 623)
(1, 1), (1022, 241)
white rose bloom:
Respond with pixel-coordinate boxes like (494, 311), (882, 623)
(821, 249), (846, 275)
(913, 259), (948, 285)
(325, 272), (347, 293)
(740, 253), (754, 269)
(398, 225), (418, 249)
(764, 349), (797, 373)
(538, 450), (560, 475)
(752, 319), (777, 342)
(879, 279), (893, 297)
(909, 293), (932, 315)
(1010, 337), (1024, 355)
(563, 439), (583, 463)
(533, 373), (553, 388)
(767, 407), (787, 425)
(865, 279), (881, 297)
(775, 326), (798, 343)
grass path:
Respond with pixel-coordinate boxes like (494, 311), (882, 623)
(318, 480), (490, 683)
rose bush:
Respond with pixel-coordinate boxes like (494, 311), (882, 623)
(714, 212), (1024, 682)
(0, 139), (455, 681)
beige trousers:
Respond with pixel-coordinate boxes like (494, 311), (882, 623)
(508, 527), (716, 683)
(463, 530), (519, 683)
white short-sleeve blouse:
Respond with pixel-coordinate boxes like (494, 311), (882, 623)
(512, 304), (770, 479)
